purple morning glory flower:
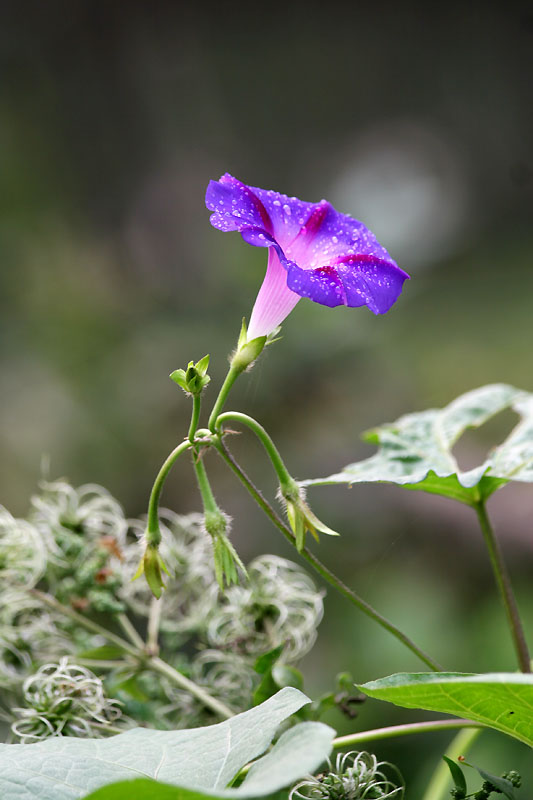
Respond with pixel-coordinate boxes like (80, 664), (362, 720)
(206, 174), (409, 340)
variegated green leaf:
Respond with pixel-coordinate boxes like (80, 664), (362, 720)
(303, 384), (533, 504)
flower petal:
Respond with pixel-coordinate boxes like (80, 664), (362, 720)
(289, 201), (394, 267)
(247, 249), (301, 339)
(285, 255), (409, 313)
(206, 174), (273, 235)
(335, 255), (410, 314)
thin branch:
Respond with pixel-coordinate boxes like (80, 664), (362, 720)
(214, 439), (443, 672)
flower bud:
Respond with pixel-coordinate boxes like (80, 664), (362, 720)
(132, 543), (170, 599)
(170, 354), (211, 396)
(203, 510), (246, 590)
(280, 482), (339, 552)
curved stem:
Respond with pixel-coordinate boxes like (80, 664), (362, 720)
(213, 440), (443, 672)
(474, 500), (530, 672)
(188, 395), (202, 443)
(332, 719), (483, 749)
(421, 727), (482, 800)
(216, 411), (293, 487)
(146, 439), (192, 539)
(208, 364), (243, 433)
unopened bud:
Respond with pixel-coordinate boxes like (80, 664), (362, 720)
(170, 354), (211, 396)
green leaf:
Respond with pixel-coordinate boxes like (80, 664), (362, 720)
(82, 782), (212, 799)
(303, 384), (533, 504)
(114, 674), (149, 702)
(462, 762), (516, 800)
(253, 646), (285, 706)
(83, 720), (333, 799)
(358, 672), (533, 746)
(0, 688), (335, 800)
(442, 757), (467, 793)
(272, 664), (303, 691)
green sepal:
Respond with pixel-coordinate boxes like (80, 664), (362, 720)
(237, 317), (248, 349)
(169, 368), (188, 390)
(132, 544), (170, 599)
(284, 489), (339, 552)
(211, 533), (247, 591)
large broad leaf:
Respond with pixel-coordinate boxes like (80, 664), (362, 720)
(0, 688), (334, 800)
(358, 672), (533, 747)
(303, 384), (533, 504)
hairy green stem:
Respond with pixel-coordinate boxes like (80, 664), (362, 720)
(213, 440), (443, 671)
(208, 364), (243, 433)
(192, 454), (219, 514)
(421, 727), (482, 800)
(216, 411), (294, 487)
(146, 439), (192, 539)
(333, 719), (483, 749)
(474, 500), (530, 672)
(188, 395), (202, 443)
(32, 590), (234, 719)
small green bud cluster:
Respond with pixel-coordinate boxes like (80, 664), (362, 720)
(502, 771), (522, 788)
(290, 751), (404, 800)
(170, 354), (210, 396)
(447, 762), (522, 800)
(11, 658), (125, 742)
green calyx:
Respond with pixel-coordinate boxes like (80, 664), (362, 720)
(132, 543), (170, 599)
(282, 481), (339, 552)
(170, 354), (211, 396)
(204, 509), (247, 590)
(229, 319), (267, 374)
